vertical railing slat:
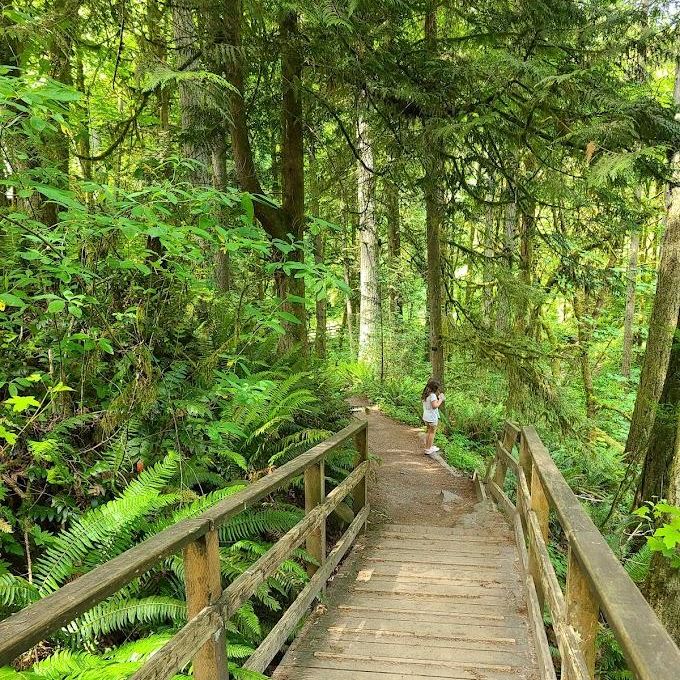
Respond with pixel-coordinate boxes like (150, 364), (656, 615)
(304, 461), (326, 576)
(183, 528), (229, 680)
(563, 545), (599, 680)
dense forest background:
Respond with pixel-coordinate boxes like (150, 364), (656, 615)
(2, 0), (680, 677)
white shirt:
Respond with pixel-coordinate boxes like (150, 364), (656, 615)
(422, 393), (439, 423)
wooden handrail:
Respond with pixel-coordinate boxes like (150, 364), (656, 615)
(0, 419), (369, 678)
(485, 422), (680, 680)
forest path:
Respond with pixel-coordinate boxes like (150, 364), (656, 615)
(271, 404), (541, 680)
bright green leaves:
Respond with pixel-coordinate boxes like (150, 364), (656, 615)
(634, 503), (680, 568)
(4, 395), (40, 413)
(47, 299), (65, 314)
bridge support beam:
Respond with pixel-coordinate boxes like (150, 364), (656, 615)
(305, 461), (326, 576)
(563, 546), (598, 679)
(183, 528), (229, 680)
(528, 463), (550, 612)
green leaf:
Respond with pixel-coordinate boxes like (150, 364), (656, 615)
(47, 299), (65, 314)
(98, 338), (114, 354)
(241, 193), (255, 223)
(0, 293), (25, 308)
(4, 396), (41, 413)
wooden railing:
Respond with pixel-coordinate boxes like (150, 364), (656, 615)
(0, 420), (369, 679)
(484, 422), (680, 680)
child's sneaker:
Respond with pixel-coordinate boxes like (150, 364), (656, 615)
(431, 446), (440, 453)
(424, 447), (435, 455)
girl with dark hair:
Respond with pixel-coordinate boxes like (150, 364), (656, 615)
(421, 378), (445, 455)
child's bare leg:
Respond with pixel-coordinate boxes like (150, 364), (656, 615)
(425, 424), (435, 449)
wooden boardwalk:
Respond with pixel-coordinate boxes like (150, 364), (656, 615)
(273, 520), (539, 680)
(272, 407), (540, 680)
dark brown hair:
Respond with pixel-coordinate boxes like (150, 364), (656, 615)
(421, 378), (442, 401)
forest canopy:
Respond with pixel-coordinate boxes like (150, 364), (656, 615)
(2, 0), (680, 677)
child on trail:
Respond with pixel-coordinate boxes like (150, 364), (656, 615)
(422, 378), (445, 455)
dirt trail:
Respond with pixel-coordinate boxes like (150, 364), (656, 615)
(350, 400), (508, 535)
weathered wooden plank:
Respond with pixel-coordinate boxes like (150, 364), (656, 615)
(523, 425), (680, 680)
(365, 538), (501, 555)
(334, 604), (518, 626)
(563, 546), (598, 680)
(183, 529), (228, 680)
(353, 426), (368, 515)
(282, 646), (520, 673)
(472, 470), (487, 501)
(337, 595), (522, 617)
(303, 629), (523, 653)
(243, 505), (369, 674)
(496, 443), (519, 475)
(374, 530), (511, 545)
(489, 480), (515, 519)
(350, 581), (511, 601)
(364, 553), (504, 568)
(525, 571), (557, 680)
(0, 420), (367, 666)
(527, 509), (566, 621)
(319, 616), (528, 639)
(528, 461), (550, 612)
(379, 524), (512, 539)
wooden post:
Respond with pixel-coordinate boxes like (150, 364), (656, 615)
(528, 462), (550, 612)
(353, 426), (368, 514)
(304, 461), (326, 576)
(562, 545), (598, 679)
(493, 443), (508, 488)
(519, 432), (532, 485)
(183, 529), (228, 680)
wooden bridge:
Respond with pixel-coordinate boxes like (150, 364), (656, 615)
(1, 413), (680, 680)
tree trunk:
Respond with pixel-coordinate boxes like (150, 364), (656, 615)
(574, 294), (596, 420)
(622, 229), (640, 378)
(309, 145), (326, 357)
(483, 180), (495, 325)
(625, 58), (680, 464)
(278, 11), (307, 351)
(424, 4), (444, 383)
(211, 135), (231, 293)
(641, 311), (680, 646)
(356, 113), (380, 370)
(638, 311), (680, 505)
(171, 0), (210, 186)
(385, 178), (402, 322)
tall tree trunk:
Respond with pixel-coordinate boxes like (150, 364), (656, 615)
(220, 1), (307, 348)
(625, 58), (680, 464)
(574, 294), (596, 420)
(424, 3), (444, 383)
(278, 11), (307, 351)
(385, 178), (402, 322)
(211, 135), (231, 293)
(497, 188), (516, 333)
(483, 180), (496, 325)
(310, 145), (326, 357)
(640, 312), (680, 646)
(622, 228), (640, 378)
(356, 112), (380, 370)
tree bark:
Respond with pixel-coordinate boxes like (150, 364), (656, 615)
(356, 113), (380, 370)
(641, 311), (680, 646)
(385, 177), (402, 322)
(211, 135), (231, 293)
(219, 2), (307, 347)
(171, 0), (210, 186)
(424, 3), (444, 383)
(625, 58), (680, 464)
(278, 11), (307, 351)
